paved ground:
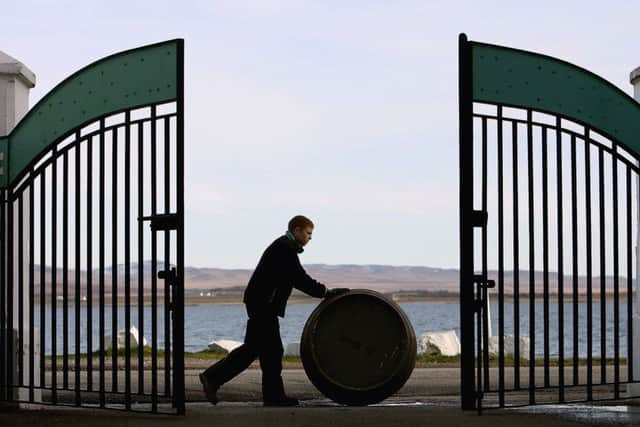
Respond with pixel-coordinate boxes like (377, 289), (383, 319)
(186, 368), (461, 403)
(38, 365), (632, 403)
(3, 400), (640, 427)
(3, 367), (640, 426)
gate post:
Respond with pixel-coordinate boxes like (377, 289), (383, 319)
(0, 50), (36, 404)
(629, 67), (640, 396)
(0, 51), (35, 134)
(459, 33), (477, 411)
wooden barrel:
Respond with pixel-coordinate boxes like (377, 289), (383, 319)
(300, 290), (416, 405)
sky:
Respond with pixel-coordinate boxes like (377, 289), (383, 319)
(2, 0), (639, 269)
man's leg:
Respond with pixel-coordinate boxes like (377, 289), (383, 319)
(201, 343), (257, 385)
(255, 316), (297, 405)
(200, 319), (259, 404)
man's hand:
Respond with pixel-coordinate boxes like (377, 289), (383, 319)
(325, 288), (350, 299)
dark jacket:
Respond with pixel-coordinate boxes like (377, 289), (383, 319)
(243, 235), (327, 318)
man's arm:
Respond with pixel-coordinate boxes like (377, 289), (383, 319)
(291, 254), (327, 298)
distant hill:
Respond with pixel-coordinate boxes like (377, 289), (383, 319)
(184, 264), (460, 292)
(29, 263), (629, 294)
(30, 262), (458, 293)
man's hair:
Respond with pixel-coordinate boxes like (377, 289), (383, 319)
(288, 215), (314, 232)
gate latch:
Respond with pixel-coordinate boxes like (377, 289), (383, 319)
(158, 267), (178, 311)
(472, 275), (495, 313)
(473, 274), (495, 289)
(471, 210), (488, 227)
(139, 213), (178, 231)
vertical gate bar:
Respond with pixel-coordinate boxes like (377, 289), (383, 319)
(163, 117), (171, 396)
(612, 144), (620, 399)
(99, 123), (105, 407)
(18, 193), (24, 388)
(0, 193), (5, 398)
(151, 106), (158, 412)
(497, 106), (505, 407)
(7, 189), (14, 400)
(28, 176), (34, 402)
(527, 109), (535, 405)
(137, 122), (145, 395)
(556, 124), (565, 402)
(112, 126), (119, 393)
(87, 134), (93, 391)
(476, 281), (483, 413)
(63, 152), (69, 390)
(175, 43), (186, 412)
(40, 170), (46, 393)
(542, 127), (550, 388)
(598, 147), (606, 385)
(124, 111), (132, 409)
(585, 131), (593, 400)
(458, 33), (476, 411)
(74, 136), (81, 405)
(626, 167), (634, 386)
(0, 189), (5, 402)
(570, 134), (579, 386)
(481, 117), (490, 391)
(512, 122), (521, 389)
(51, 146), (58, 403)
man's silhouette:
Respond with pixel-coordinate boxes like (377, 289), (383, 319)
(199, 215), (349, 406)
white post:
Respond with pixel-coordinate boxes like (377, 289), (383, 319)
(629, 67), (640, 397)
(0, 51), (35, 133)
(0, 49), (36, 404)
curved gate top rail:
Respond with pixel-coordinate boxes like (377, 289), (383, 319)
(0, 39), (182, 187)
(464, 34), (640, 157)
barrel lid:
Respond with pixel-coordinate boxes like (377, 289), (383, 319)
(301, 290), (416, 405)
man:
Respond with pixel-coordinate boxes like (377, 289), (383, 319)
(199, 215), (349, 406)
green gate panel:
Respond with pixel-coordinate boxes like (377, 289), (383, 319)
(5, 39), (181, 187)
(0, 137), (7, 186)
(471, 41), (640, 155)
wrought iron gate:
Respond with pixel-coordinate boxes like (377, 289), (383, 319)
(0, 40), (185, 414)
(460, 34), (640, 411)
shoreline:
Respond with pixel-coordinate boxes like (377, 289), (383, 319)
(42, 351), (629, 370)
(30, 292), (629, 307)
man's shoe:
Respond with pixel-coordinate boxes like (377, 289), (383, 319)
(199, 373), (220, 405)
(263, 396), (299, 407)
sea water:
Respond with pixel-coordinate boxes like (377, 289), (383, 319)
(33, 300), (631, 358)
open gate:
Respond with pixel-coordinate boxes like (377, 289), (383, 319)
(460, 34), (640, 411)
(0, 40), (185, 414)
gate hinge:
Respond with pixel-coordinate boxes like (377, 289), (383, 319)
(472, 210), (488, 227)
(475, 391), (484, 415)
(139, 213), (179, 231)
(158, 267), (178, 311)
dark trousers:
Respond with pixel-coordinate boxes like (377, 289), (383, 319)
(202, 314), (285, 400)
